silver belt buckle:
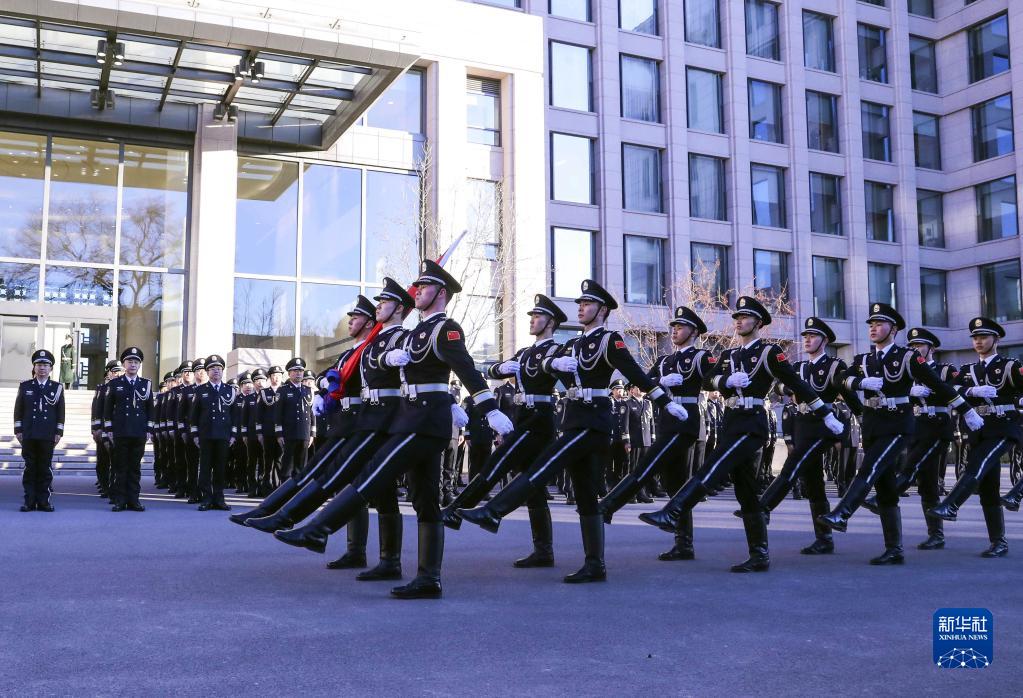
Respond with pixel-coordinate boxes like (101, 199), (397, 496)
(567, 386), (580, 400)
(360, 387), (370, 401)
(513, 393), (524, 405)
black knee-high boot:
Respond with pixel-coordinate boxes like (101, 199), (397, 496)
(980, 505), (1008, 558)
(458, 475), (535, 533)
(357, 512), (403, 580)
(441, 472), (493, 530)
(514, 505), (555, 568)
(326, 505), (369, 568)
(818, 477), (872, 532)
(273, 485), (367, 554)
(801, 500), (834, 555)
(918, 498), (945, 550)
(929, 474), (979, 521)
(1000, 478), (1023, 511)
(658, 509), (695, 560)
(731, 512), (770, 572)
(638, 478), (708, 533)
(563, 515), (606, 583)
(597, 472), (642, 524)
(870, 506), (904, 565)
(391, 523), (443, 599)
(246, 480), (329, 533)
(228, 477), (301, 526)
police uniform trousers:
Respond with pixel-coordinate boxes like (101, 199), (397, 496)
(94, 435), (111, 494)
(245, 437), (263, 496)
(604, 432), (697, 512)
(901, 416), (952, 506)
(22, 439), (56, 507)
(198, 438), (230, 505)
(441, 438), (461, 499)
(691, 417), (769, 512)
(279, 439), (309, 482)
(184, 439), (201, 497)
(956, 434), (1014, 508)
(467, 438), (493, 483)
(173, 434), (189, 493)
(262, 438), (283, 490)
(111, 437), (146, 507)
(759, 429), (835, 511)
(609, 440), (629, 485)
(345, 433), (449, 524)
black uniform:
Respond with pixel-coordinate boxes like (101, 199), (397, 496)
(189, 378), (239, 509)
(103, 374), (155, 509)
(177, 380), (202, 500)
(14, 377), (65, 510)
(609, 394), (632, 488)
(240, 386), (262, 497)
(256, 384), (282, 490)
(91, 380), (112, 497)
(274, 380), (316, 481)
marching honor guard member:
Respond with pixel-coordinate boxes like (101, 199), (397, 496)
(103, 347), (155, 512)
(274, 261), (514, 599)
(190, 355), (238, 511)
(441, 294), (567, 568)
(639, 297), (844, 572)
(91, 360), (123, 499)
(459, 280), (685, 583)
(598, 306), (713, 562)
(818, 303), (982, 564)
(931, 317), (1022, 557)
(14, 350), (65, 512)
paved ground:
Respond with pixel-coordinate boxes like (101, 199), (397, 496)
(1, 475), (1020, 696)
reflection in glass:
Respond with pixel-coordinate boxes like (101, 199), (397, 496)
(550, 42), (592, 112)
(621, 0), (658, 35)
(551, 227), (594, 299)
(621, 55), (659, 122)
(300, 282), (360, 373)
(917, 190), (944, 248)
(751, 164), (786, 228)
(118, 270), (184, 378)
(812, 256), (845, 319)
(233, 278), (296, 352)
(622, 144), (662, 213)
(121, 146), (189, 268)
(868, 262), (898, 309)
(920, 269), (947, 327)
(236, 157), (298, 276)
(47, 137), (118, 264)
(754, 249), (788, 303)
(689, 154), (726, 221)
(685, 0), (720, 48)
(686, 68), (723, 133)
(551, 133), (594, 204)
(43, 265), (113, 306)
(551, 0), (590, 21)
(980, 260), (1022, 322)
(364, 171), (420, 285)
(365, 70), (424, 134)
(0, 261), (39, 302)
(302, 164), (361, 281)
(461, 294), (500, 363)
(977, 176), (1018, 242)
(691, 243), (729, 305)
(624, 235), (664, 305)
(809, 173), (842, 236)
(0, 131), (46, 259)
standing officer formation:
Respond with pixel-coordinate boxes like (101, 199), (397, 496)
(14, 350), (65, 512)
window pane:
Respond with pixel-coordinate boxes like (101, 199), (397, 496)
(920, 268), (947, 327)
(909, 36), (938, 93)
(466, 178), (502, 261)
(233, 278), (296, 352)
(689, 154), (726, 221)
(0, 131), (45, 259)
(365, 69), (423, 133)
(753, 249), (788, 303)
(622, 144), (662, 213)
(0, 261), (39, 302)
(685, 0), (720, 48)
(913, 112), (941, 170)
(748, 79), (783, 143)
(917, 189), (944, 248)
(117, 270), (184, 378)
(868, 262), (898, 309)
(812, 256), (845, 319)
(120, 146), (188, 269)
(865, 181), (895, 242)
(552, 227), (594, 298)
(550, 42), (592, 111)
(803, 11), (835, 72)
(365, 170), (420, 284)
(620, 0), (658, 35)
(550, 0), (590, 21)
(621, 55), (660, 122)
(862, 102), (892, 162)
(461, 294), (500, 362)
(691, 243), (729, 303)
(686, 68), (723, 133)
(624, 236), (664, 304)
(551, 133), (594, 204)
(47, 137), (118, 264)
(809, 172), (842, 236)
(42, 265), (113, 306)
(908, 0), (933, 18)
(806, 91), (839, 152)
(236, 157), (298, 276)
(467, 78), (501, 146)
(300, 282), (360, 373)
(969, 14), (1010, 84)
(751, 164), (785, 228)
(858, 24), (887, 83)
(972, 94), (1014, 162)
(302, 164), (361, 281)
(745, 0), (780, 61)
(976, 176), (1018, 242)
(981, 260), (1022, 322)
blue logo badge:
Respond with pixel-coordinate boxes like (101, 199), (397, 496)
(933, 608), (993, 668)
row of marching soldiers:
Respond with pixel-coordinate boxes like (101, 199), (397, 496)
(226, 258), (1023, 599)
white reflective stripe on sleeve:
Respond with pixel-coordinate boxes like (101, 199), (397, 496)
(844, 377), (857, 391)
(949, 395), (965, 409)
(647, 386), (664, 400)
(472, 390), (496, 405)
(807, 398), (823, 411)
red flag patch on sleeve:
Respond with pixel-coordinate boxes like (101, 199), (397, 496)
(916, 356), (926, 364)
(614, 340), (625, 349)
(776, 353), (787, 362)
(708, 357), (717, 364)
(447, 331), (461, 341)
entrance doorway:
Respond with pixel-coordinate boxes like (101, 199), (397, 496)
(0, 314), (113, 390)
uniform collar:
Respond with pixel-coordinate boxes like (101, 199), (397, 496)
(209, 381), (221, 388)
(36, 378), (48, 386)
(808, 353), (827, 365)
(983, 354), (999, 366)
(741, 337), (760, 350)
(874, 342), (895, 359)
(583, 325), (605, 337)
(422, 311), (446, 322)
(533, 337), (554, 347)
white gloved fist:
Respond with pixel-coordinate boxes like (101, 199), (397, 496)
(384, 349), (410, 367)
(725, 372), (750, 389)
(659, 373), (684, 388)
(963, 408), (985, 432)
(451, 403), (469, 428)
(665, 402), (688, 422)
(312, 394), (325, 416)
(823, 413), (844, 436)
(498, 359), (520, 375)
(486, 409), (514, 435)
(551, 356), (578, 373)
(909, 385), (932, 398)
(967, 385), (998, 399)
(859, 377), (884, 391)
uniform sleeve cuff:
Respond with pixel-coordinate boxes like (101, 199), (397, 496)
(808, 398), (824, 411)
(472, 389), (496, 406)
(949, 395), (966, 409)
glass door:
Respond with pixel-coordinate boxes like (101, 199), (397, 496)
(0, 315), (39, 388)
(43, 318), (111, 390)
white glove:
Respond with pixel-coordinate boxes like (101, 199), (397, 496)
(486, 409), (514, 435)
(551, 356), (578, 373)
(823, 413), (844, 436)
(859, 377), (884, 391)
(312, 394), (325, 416)
(384, 349), (410, 367)
(659, 373), (684, 388)
(498, 359), (520, 375)
(909, 385), (931, 398)
(451, 403), (469, 428)
(963, 408), (984, 432)
(665, 402), (688, 422)
(967, 385), (998, 399)
(725, 372), (750, 389)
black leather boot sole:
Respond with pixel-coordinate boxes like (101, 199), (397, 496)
(981, 542), (1008, 558)
(917, 535), (945, 550)
(457, 506), (501, 533)
(869, 550), (904, 565)
(440, 508), (463, 530)
(658, 546), (694, 561)
(356, 563), (402, 581)
(390, 577), (442, 599)
(273, 528), (328, 554)
(730, 557), (769, 572)
(326, 552), (368, 569)
(513, 552), (555, 568)
(800, 539), (834, 555)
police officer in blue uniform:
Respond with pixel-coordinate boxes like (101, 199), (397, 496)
(154, 372), (175, 489)
(241, 368), (266, 497)
(167, 360), (192, 498)
(819, 303), (981, 564)
(460, 280), (685, 583)
(640, 297), (844, 572)
(273, 358), (316, 484)
(103, 347), (155, 512)
(177, 357), (205, 502)
(441, 293), (567, 568)
(608, 379), (632, 493)
(275, 261), (513, 599)
(189, 354), (238, 511)
(931, 317), (1022, 557)
(14, 349), (65, 512)
(91, 359), (123, 499)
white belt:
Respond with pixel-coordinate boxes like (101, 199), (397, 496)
(725, 397), (764, 409)
(670, 396), (698, 405)
(797, 402), (831, 414)
(565, 387), (610, 402)
(914, 405), (949, 416)
(402, 383), (450, 400)
(865, 396), (910, 410)
(361, 388), (402, 403)
(513, 393), (554, 407)
(976, 404), (1017, 417)
(339, 397), (362, 410)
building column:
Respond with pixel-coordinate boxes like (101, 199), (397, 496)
(187, 105), (238, 358)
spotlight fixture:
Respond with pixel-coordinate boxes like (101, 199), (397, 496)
(113, 42), (125, 66)
(251, 61), (264, 84)
(95, 39), (107, 63)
